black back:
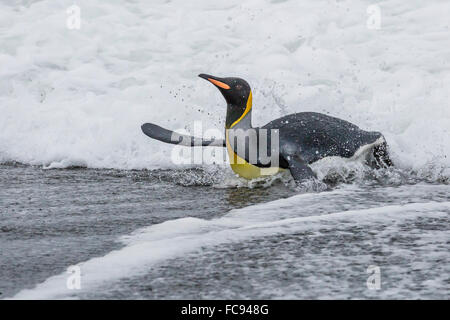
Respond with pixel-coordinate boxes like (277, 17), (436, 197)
(262, 112), (383, 164)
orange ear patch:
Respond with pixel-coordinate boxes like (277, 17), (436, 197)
(208, 78), (230, 89)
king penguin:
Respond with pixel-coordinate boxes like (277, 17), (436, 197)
(141, 74), (392, 183)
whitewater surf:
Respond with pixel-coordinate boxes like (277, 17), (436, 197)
(0, 0), (449, 301)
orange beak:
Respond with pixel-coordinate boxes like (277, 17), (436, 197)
(198, 74), (230, 90)
(206, 78), (230, 90)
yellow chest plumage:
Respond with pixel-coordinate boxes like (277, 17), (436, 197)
(225, 91), (284, 179)
(225, 130), (284, 180)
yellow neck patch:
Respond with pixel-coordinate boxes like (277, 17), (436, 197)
(230, 91), (252, 129)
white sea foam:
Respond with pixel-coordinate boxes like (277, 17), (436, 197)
(11, 183), (450, 299)
(0, 0), (449, 179)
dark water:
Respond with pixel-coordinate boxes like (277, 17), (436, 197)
(0, 163), (294, 298)
(1, 163), (449, 299)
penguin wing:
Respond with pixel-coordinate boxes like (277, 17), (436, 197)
(141, 123), (226, 147)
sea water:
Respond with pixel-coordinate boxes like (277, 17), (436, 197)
(0, 0), (449, 299)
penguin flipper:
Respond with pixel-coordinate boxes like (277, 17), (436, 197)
(285, 155), (317, 183)
(141, 123), (226, 147)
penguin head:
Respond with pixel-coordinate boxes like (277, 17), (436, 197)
(199, 74), (252, 128)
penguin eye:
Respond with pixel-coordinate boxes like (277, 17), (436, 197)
(235, 84), (243, 90)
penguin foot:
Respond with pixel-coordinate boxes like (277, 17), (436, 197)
(372, 142), (394, 169)
(284, 155), (318, 183)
